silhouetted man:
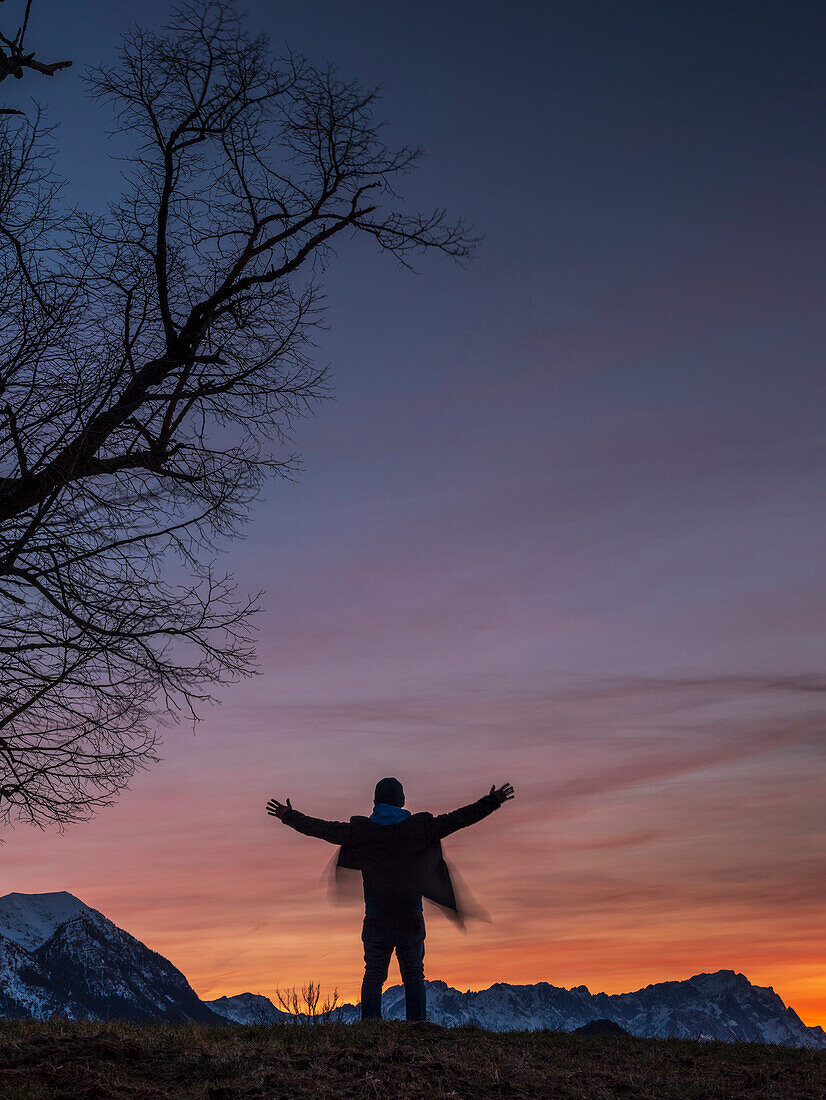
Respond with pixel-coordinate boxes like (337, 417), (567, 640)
(267, 779), (515, 1021)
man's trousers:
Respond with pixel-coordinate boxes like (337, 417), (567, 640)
(360, 912), (426, 1021)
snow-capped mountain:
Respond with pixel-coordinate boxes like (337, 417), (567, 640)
(0, 892), (95, 952)
(208, 971), (826, 1048)
(206, 992), (290, 1025)
(0, 891), (224, 1023)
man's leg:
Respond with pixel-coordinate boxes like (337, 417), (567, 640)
(396, 915), (427, 1022)
(361, 916), (393, 1020)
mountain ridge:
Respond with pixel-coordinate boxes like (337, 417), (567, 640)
(207, 970), (826, 1048)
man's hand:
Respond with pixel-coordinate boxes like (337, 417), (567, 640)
(267, 797), (292, 820)
(490, 782), (515, 805)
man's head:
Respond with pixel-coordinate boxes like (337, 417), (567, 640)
(374, 777), (405, 807)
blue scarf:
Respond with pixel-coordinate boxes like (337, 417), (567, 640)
(370, 803), (411, 825)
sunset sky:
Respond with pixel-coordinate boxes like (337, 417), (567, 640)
(2, 2), (825, 1025)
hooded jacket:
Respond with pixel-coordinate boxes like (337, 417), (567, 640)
(280, 793), (500, 920)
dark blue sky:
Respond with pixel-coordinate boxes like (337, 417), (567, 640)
(5, 1), (826, 1022)
(10, 2), (826, 421)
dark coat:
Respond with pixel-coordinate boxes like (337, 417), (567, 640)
(281, 794), (501, 921)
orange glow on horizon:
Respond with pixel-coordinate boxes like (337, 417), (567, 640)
(2, 674), (823, 1032)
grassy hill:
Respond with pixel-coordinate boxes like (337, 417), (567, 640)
(0, 1019), (824, 1099)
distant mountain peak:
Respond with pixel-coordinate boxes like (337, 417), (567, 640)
(0, 891), (101, 953)
(0, 892), (223, 1024)
(206, 992), (286, 1025)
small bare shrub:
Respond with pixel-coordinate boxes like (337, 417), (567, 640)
(275, 981), (341, 1025)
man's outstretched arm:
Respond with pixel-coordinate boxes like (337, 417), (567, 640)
(267, 797), (352, 845)
(431, 782), (515, 840)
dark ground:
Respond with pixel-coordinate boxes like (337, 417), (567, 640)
(0, 1019), (824, 1099)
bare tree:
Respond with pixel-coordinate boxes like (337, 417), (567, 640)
(0, 1), (71, 105)
(0, 1), (475, 829)
(275, 981), (341, 1024)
